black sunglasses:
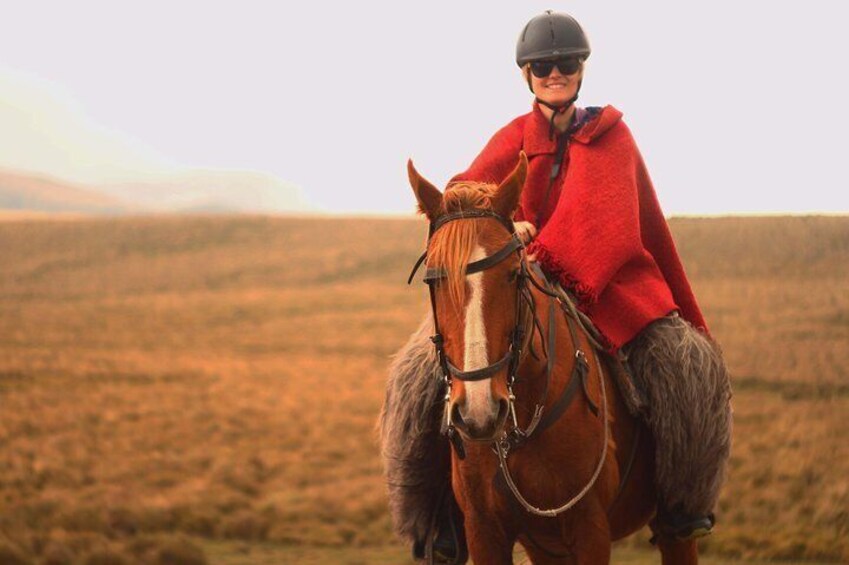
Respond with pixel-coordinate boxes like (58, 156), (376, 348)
(529, 58), (582, 78)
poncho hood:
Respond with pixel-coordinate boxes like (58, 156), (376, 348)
(572, 104), (624, 144)
(524, 103), (624, 156)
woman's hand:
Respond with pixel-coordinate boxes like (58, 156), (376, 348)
(514, 221), (537, 245)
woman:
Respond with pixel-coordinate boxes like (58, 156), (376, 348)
(380, 11), (732, 564)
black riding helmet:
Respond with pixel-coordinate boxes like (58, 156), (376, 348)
(516, 11), (591, 137)
(516, 10), (591, 67)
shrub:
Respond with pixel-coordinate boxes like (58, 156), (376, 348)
(58, 506), (107, 533)
(177, 507), (220, 537)
(218, 510), (269, 541)
(107, 507), (140, 536)
(42, 541), (75, 565)
(0, 539), (31, 565)
(154, 537), (208, 565)
(83, 547), (133, 565)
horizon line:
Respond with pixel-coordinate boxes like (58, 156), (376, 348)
(2, 209), (847, 224)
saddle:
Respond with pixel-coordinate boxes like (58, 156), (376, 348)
(546, 277), (648, 419)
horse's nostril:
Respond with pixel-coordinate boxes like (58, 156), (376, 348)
(450, 402), (462, 424)
(449, 397), (511, 442)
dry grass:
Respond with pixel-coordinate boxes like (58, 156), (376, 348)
(0, 214), (846, 564)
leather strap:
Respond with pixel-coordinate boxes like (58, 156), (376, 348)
(514, 264), (598, 442)
(423, 235), (523, 282)
(607, 424), (642, 515)
(533, 350), (586, 437)
(535, 133), (570, 228)
(407, 251), (428, 285)
(447, 350), (514, 382)
(431, 209), (515, 235)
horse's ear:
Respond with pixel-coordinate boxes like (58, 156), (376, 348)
(408, 159), (443, 220)
(493, 151), (527, 218)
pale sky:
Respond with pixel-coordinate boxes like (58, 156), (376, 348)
(1, 1), (847, 215)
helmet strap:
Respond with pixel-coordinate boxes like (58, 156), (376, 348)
(534, 78), (583, 140)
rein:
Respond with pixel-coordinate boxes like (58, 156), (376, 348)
(408, 207), (610, 518)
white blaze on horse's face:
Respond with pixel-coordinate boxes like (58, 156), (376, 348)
(460, 245), (499, 430)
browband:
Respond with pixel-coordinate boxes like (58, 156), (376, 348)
(423, 235), (524, 282)
(407, 208), (523, 285)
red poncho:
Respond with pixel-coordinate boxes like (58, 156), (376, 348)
(451, 103), (707, 352)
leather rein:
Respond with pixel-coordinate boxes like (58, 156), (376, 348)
(408, 208), (610, 518)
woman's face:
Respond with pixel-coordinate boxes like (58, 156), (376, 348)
(528, 59), (584, 106)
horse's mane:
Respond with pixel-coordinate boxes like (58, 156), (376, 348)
(426, 181), (497, 307)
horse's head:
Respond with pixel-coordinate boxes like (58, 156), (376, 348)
(408, 153), (528, 442)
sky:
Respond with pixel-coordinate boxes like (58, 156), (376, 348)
(1, 1), (848, 216)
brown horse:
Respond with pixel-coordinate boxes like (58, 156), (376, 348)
(407, 152), (700, 564)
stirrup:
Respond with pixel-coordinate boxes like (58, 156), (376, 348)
(650, 511), (715, 545)
(412, 485), (468, 564)
(413, 539), (467, 565)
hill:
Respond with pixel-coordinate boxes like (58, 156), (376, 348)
(98, 170), (309, 213)
(0, 168), (309, 215)
(0, 215), (846, 564)
(0, 168), (127, 213)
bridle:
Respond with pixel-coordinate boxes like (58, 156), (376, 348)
(420, 211), (526, 385)
(408, 206), (611, 519)
(407, 208), (561, 456)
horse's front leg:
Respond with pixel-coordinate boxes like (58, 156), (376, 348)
(463, 509), (516, 565)
(520, 517), (612, 565)
(658, 539), (698, 565)
(453, 446), (518, 564)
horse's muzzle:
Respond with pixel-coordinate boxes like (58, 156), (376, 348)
(450, 398), (510, 443)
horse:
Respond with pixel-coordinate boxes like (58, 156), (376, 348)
(406, 152), (701, 564)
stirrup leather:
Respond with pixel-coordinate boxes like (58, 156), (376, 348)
(413, 485), (468, 564)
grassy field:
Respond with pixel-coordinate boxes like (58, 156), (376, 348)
(0, 214), (847, 564)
